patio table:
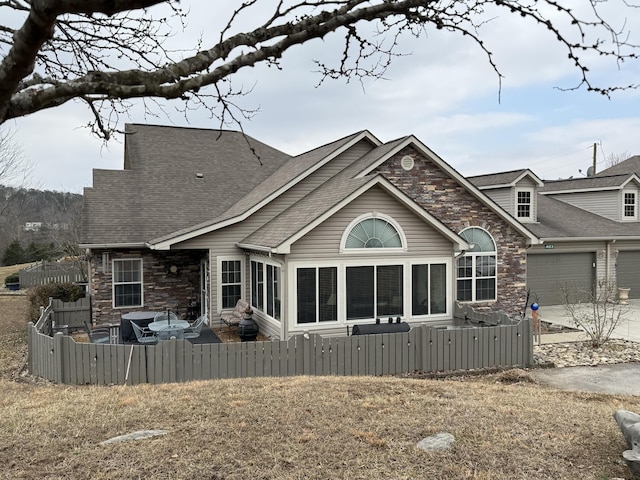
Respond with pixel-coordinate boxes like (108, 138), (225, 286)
(148, 319), (190, 332)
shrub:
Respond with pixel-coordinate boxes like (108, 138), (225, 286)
(28, 283), (85, 321)
(4, 272), (19, 285)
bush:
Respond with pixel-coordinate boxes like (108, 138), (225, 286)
(4, 272), (19, 285)
(28, 283), (85, 321)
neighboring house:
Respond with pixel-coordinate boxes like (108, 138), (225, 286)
(469, 160), (640, 304)
(24, 222), (43, 231)
(80, 124), (539, 339)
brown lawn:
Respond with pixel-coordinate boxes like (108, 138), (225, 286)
(0, 293), (638, 479)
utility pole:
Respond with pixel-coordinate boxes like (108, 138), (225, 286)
(593, 142), (597, 175)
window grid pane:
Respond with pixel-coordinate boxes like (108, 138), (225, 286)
(517, 191), (531, 218)
(221, 260), (242, 309)
(113, 259), (142, 307)
(625, 193), (636, 217)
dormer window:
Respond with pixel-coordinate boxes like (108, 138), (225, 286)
(515, 188), (533, 221)
(623, 190), (637, 220)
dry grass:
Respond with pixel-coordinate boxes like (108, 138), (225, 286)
(0, 295), (638, 479)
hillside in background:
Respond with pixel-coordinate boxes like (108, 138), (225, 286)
(0, 185), (82, 266)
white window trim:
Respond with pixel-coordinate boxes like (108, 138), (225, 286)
(249, 256), (282, 322)
(622, 189), (638, 221)
(456, 227), (498, 303)
(515, 187), (534, 222)
(288, 257), (451, 333)
(216, 255), (245, 313)
(339, 212), (408, 254)
(112, 258), (143, 309)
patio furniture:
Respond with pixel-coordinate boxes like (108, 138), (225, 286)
(82, 320), (111, 344)
(221, 299), (251, 329)
(183, 315), (207, 339)
(157, 324), (185, 340)
(120, 312), (157, 343)
(131, 321), (159, 344)
(148, 319), (190, 332)
(154, 310), (179, 322)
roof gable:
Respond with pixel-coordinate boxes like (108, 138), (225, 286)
(468, 169), (543, 189)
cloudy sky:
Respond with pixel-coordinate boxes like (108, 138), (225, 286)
(6, 1), (640, 193)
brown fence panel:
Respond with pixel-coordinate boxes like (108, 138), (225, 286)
(51, 297), (90, 330)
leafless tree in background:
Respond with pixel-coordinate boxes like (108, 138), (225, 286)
(0, 1), (637, 140)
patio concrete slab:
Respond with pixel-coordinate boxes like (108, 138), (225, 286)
(531, 363), (640, 396)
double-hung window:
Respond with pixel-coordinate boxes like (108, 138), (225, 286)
(515, 188), (533, 221)
(624, 191), (637, 220)
(113, 259), (143, 307)
(221, 259), (242, 309)
(456, 228), (497, 302)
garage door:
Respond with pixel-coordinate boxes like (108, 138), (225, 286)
(527, 253), (595, 305)
(617, 251), (640, 299)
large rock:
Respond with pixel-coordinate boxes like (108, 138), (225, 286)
(416, 432), (455, 451)
(614, 410), (640, 479)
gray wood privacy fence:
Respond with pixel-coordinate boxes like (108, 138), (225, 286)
(35, 296), (91, 334)
(27, 319), (533, 385)
(19, 261), (85, 288)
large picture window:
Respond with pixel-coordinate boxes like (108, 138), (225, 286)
(113, 259), (142, 307)
(297, 267), (337, 324)
(456, 228), (496, 302)
(221, 259), (242, 309)
(251, 259), (281, 321)
(411, 263), (447, 315)
(346, 264), (403, 320)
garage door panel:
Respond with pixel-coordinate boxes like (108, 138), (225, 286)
(617, 251), (640, 299)
(528, 253), (595, 305)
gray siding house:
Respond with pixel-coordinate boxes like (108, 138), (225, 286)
(80, 124), (538, 339)
(469, 160), (640, 304)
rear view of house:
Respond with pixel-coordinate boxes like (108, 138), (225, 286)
(80, 124), (539, 339)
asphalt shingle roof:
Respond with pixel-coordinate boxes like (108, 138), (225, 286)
(81, 124), (292, 245)
(467, 169), (529, 188)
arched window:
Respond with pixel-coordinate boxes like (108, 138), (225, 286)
(456, 227), (496, 302)
(342, 214), (405, 251)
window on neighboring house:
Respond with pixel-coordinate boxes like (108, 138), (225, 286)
(113, 259), (143, 307)
(516, 189), (532, 220)
(624, 191), (637, 219)
(251, 259), (281, 321)
(297, 267), (337, 324)
(456, 228), (496, 302)
(343, 214), (405, 250)
(221, 259), (242, 309)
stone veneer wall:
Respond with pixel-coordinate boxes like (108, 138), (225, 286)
(89, 248), (205, 324)
(375, 147), (529, 316)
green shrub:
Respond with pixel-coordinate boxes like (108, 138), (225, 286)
(28, 283), (85, 321)
(4, 272), (19, 285)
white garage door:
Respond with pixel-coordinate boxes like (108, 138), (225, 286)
(617, 251), (640, 299)
(527, 253), (595, 305)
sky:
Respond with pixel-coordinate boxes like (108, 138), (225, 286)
(5, 1), (640, 193)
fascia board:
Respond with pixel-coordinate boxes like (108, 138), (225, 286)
(356, 136), (541, 245)
(148, 131), (382, 250)
(540, 236), (640, 243)
(81, 242), (148, 249)
(274, 176), (471, 253)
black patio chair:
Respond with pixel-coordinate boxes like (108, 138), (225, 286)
(82, 320), (110, 344)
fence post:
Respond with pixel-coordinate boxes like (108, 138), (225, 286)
(53, 332), (64, 384)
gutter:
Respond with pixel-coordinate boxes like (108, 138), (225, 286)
(539, 236), (640, 243)
(80, 242), (149, 249)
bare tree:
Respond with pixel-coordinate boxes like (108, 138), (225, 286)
(561, 278), (629, 348)
(606, 150), (633, 168)
(0, 128), (33, 214)
(0, 1), (638, 139)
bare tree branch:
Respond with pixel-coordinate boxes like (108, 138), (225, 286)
(0, 0), (638, 138)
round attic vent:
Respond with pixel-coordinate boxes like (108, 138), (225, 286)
(401, 155), (414, 171)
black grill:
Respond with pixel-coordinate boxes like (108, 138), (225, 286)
(351, 317), (410, 335)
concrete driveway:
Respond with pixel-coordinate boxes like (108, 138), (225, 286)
(531, 363), (640, 396)
(530, 300), (640, 395)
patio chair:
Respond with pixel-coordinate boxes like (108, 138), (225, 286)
(131, 321), (159, 344)
(157, 324), (184, 341)
(183, 315), (207, 339)
(82, 320), (110, 344)
(154, 310), (179, 322)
